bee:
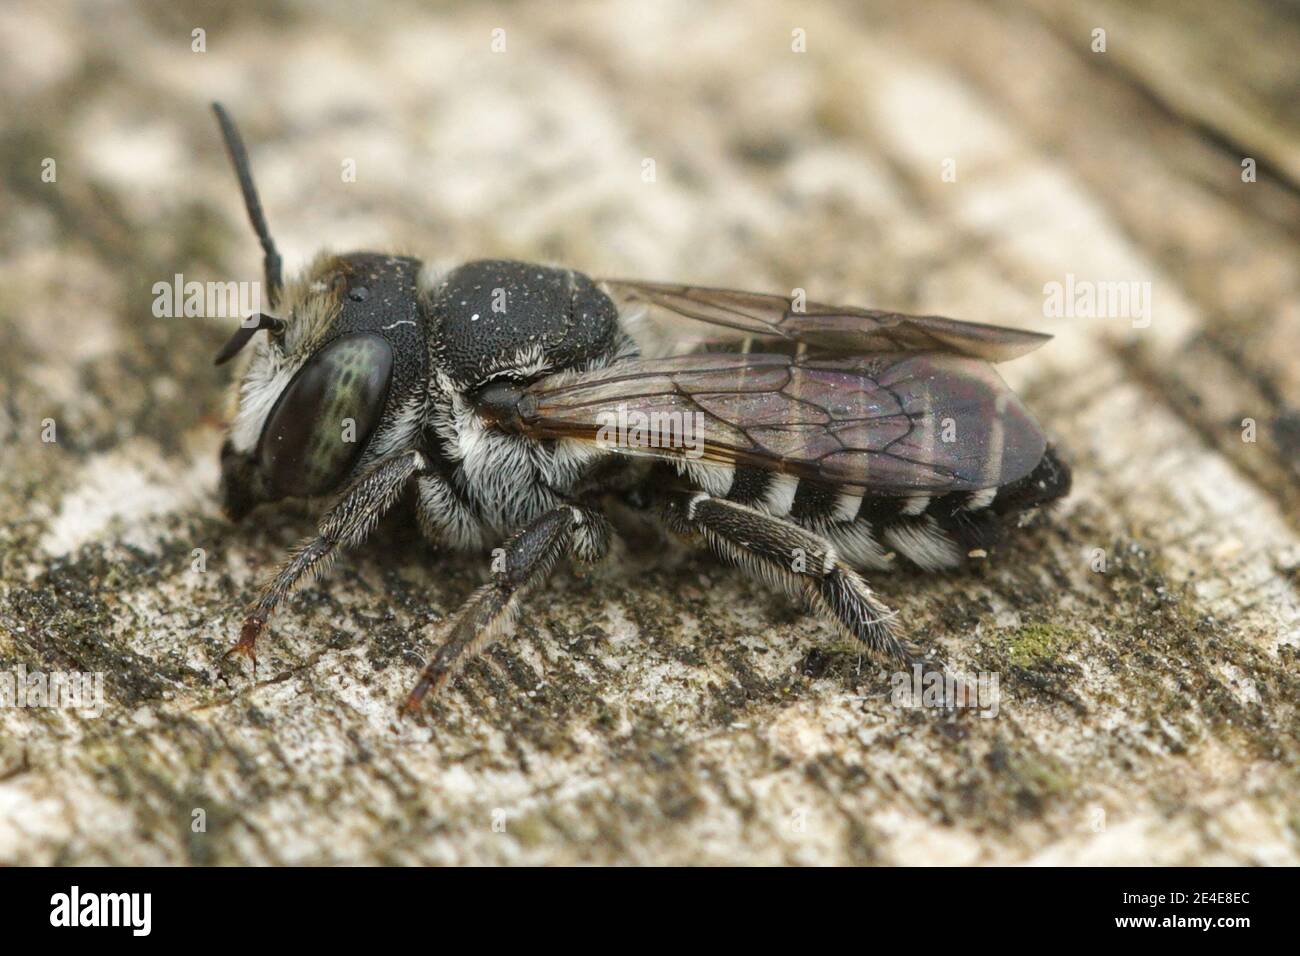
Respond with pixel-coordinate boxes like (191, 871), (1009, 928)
(209, 103), (1070, 714)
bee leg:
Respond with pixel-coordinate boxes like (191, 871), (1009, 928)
(671, 492), (971, 704)
(402, 504), (608, 713)
(224, 450), (427, 672)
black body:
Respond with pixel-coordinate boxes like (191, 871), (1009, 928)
(431, 259), (621, 390)
(207, 102), (1070, 712)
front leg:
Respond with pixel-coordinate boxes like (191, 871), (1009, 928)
(225, 449), (427, 669)
(402, 504), (609, 713)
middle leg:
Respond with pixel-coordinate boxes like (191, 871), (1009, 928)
(402, 503), (610, 712)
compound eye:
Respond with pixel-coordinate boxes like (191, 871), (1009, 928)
(258, 333), (393, 497)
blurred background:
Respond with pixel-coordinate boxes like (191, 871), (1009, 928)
(0, 0), (1297, 865)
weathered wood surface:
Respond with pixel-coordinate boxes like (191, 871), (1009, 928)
(0, 0), (1296, 865)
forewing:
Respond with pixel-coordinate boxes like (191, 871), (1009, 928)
(521, 352), (1047, 493)
(600, 278), (1051, 363)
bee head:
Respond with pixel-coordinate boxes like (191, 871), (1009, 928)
(217, 255), (406, 519)
(210, 105), (425, 519)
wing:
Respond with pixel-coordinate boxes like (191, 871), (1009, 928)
(519, 352), (1047, 494)
(599, 278), (1050, 363)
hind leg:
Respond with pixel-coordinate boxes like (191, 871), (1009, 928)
(666, 492), (918, 664)
(670, 492), (975, 705)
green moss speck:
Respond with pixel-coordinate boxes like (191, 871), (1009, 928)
(1002, 622), (1083, 669)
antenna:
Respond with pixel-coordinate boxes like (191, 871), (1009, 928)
(211, 102), (283, 309)
(213, 313), (286, 367)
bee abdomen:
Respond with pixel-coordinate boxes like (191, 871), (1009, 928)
(725, 466), (769, 505)
(990, 444), (1072, 516)
(793, 447), (1070, 572)
(709, 450), (1069, 572)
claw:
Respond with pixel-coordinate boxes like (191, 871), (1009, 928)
(399, 673), (439, 717)
(221, 614), (264, 679)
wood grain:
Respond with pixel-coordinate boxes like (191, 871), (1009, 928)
(0, 0), (1295, 865)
